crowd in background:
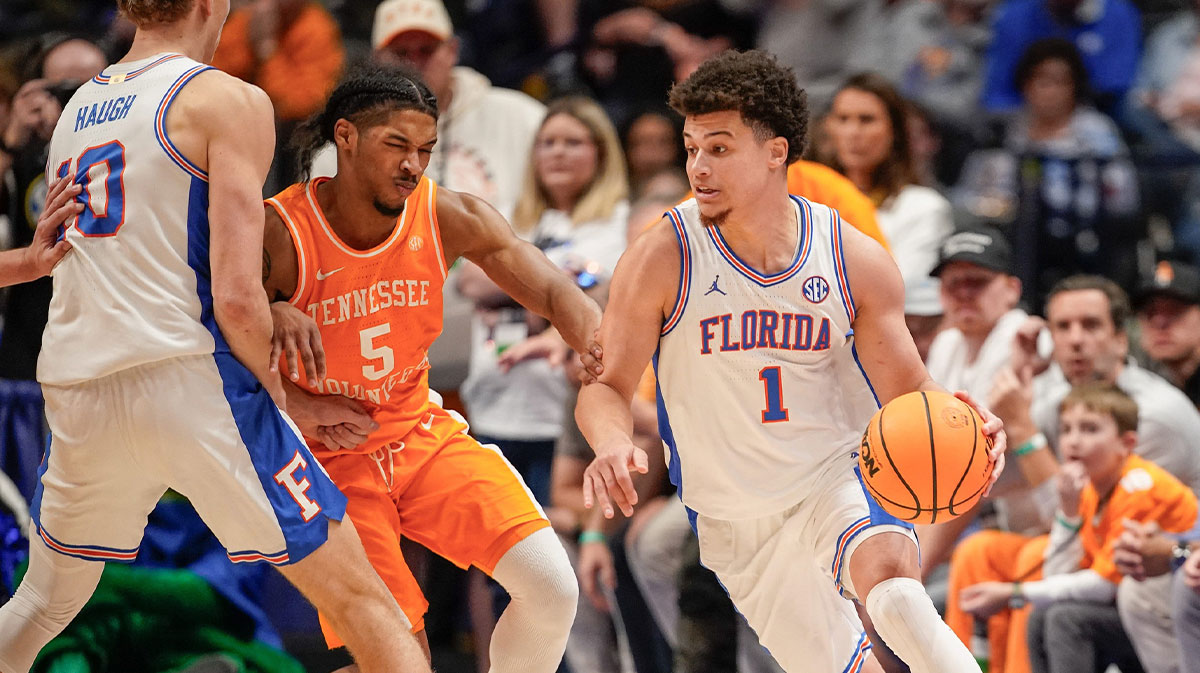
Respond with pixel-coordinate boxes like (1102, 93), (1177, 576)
(4, 1), (1200, 672)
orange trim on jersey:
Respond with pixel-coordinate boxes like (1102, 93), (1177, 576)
(304, 177), (411, 258)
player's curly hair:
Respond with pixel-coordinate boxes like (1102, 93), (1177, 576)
(293, 60), (439, 181)
(117, 0), (193, 25)
(668, 50), (807, 164)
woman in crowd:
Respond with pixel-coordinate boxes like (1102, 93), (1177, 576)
(826, 71), (954, 293)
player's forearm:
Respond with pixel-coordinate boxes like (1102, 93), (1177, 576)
(214, 290), (286, 406)
(576, 382), (637, 455)
(0, 248), (38, 288)
(545, 279), (603, 355)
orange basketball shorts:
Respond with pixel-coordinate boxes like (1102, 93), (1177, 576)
(315, 403), (549, 646)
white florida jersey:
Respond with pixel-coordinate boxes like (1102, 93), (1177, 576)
(655, 196), (881, 519)
(40, 54), (220, 385)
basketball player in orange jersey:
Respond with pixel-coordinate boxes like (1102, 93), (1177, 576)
(260, 63), (601, 672)
(577, 50), (1006, 673)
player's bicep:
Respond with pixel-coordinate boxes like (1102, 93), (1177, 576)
(592, 225), (677, 399)
(840, 223), (930, 403)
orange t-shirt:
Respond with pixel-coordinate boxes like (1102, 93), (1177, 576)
(267, 177), (447, 457)
(786, 160), (888, 252)
(1079, 454), (1198, 583)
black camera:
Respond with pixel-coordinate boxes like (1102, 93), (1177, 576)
(44, 80), (82, 107)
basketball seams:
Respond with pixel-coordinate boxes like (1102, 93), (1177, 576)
(946, 405), (980, 515)
(875, 407), (922, 518)
(921, 392), (939, 524)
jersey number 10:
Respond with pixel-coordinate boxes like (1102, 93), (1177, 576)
(56, 140), (127, 237)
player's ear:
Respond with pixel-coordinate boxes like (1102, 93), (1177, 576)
(333, 118), (357, 152)
(766, 136), (788, 169)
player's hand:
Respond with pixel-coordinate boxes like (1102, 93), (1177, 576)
(578, 333), (604, 385)
(269, 301), (326, 383)
(577, 533), (616, 612)
(954, 390), (1006, 497)
(1056, 460), (1088, 517)
(24, 174), (79, 276)
(287, 389), (378, 449)
(583, 439), (648, 518)
(959, 581), (1013, 619)
(1113, 520), (1172, 581)
(497, 330), (568, 373)
(1183, 548), (1200, 593)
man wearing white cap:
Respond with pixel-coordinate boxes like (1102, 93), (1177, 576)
(312, 0), (544, 221)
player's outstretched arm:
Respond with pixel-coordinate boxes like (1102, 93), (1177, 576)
(576, 220), (677, 518)
(843, 224), (1007, 489)
(182, 72), (284, 405)
(0, 174), (79, 288)
(436, 188), (602, 357)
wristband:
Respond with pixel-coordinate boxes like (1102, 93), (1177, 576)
(1014, 432), (1047, 457)
(1055, 512), (1082, 532)
(1009, 582), (1027, 609)
(578, 530), (607, 545)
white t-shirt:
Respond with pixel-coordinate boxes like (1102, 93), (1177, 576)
(876, 184), (953, 296)
(926, 308), (1026, 402)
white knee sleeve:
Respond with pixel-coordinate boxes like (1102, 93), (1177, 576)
(865, 577), (981, 673)
(488, 527), (578, 673)
(0, 535), (104, 673)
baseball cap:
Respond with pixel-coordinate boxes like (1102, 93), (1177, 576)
(372, 0), (453, 50)
(1134, 260), (1200, 307)
(930, 226), (1013, 277)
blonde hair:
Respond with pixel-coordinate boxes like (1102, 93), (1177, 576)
(511, 97), (629, 234)
(1060, 383), (1139, 435)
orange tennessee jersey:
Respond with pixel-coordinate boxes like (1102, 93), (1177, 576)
(1079, 454), (1199, 583)
(267, 176), (447, 456)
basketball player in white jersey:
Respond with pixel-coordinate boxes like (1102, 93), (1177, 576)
(0, 175), (76, 288)
(576, 50), (1007, 673)
(0, 2), (430, 672)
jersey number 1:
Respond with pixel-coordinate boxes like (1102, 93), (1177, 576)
(56, 140), (128, 237)
(759, 366), (789, 423)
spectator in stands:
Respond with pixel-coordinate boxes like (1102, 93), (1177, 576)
(622, 108), (683, 198)
(210, 0), (343, 190)
(1135, 260), (1200, 404)
(944, 275), (1200, 673)
(456, 96), (629, 670)
(827, 72), (954, 297)
(963, 384), (1197, 673)
(1113, 517), (1200, 673)
(955, 39), (1141, 310)
(313, 0), (545, 222)
(1123, 0), (1200, 163)
(0, 35), (105, 504)
(981, 0), (1142, 113)
(920, 228), (1026, 591)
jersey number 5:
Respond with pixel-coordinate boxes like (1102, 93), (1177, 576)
(759, 366), (789, 423)
(360, 323), (395, 381)
(56, 140), (128, 237)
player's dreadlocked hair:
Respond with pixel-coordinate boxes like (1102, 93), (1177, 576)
(293, 61), (439, 181)
(668, 50), (807, 165)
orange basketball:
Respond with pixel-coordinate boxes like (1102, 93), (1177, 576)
(858, 390), (995, 525)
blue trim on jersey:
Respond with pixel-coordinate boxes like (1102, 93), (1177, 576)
(184, 176), (346, 565)
(704, 195), (812, 288)
(850, 341), (881, 408)
(36, 525), (140, 563)
(29, 434), (50, 532)
(155, 65), (212, 181)
(661, 208), (692, 336)
(829, 208), (857, 324)
(652, 349), (684, 502)
(840, 632), (873, 673)
(830, 466), (915, 597)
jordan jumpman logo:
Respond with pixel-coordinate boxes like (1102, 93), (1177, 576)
(705, 275), (727, 296)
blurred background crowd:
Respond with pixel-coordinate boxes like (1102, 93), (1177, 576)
(4, 1), (1200, 672)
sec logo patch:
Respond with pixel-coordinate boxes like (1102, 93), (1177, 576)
(802, 275), (830, 304)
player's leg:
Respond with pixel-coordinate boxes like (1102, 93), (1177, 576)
(155, 356), (428, 673)
(396, 406), (576, 673)
(818, 465), (979, 673)
(0, 377), (167, 673)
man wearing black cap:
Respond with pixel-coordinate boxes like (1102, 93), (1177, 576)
(919, 227), (1027, 580)
(1135, 260), (1200, 406)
